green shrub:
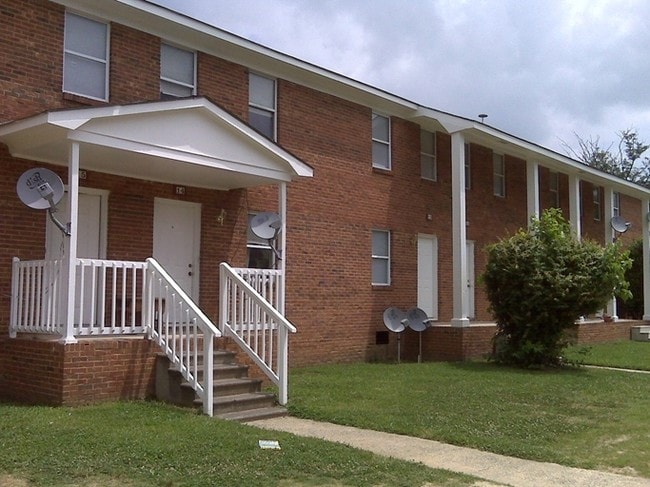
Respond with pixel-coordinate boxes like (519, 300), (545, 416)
(483, 208), (631, 367)
(617, 238), (643, 319)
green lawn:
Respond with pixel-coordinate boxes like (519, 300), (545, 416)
(564, 340), (650, 370)
(0, 401), (476, 487)
(289, 360), (650, 478)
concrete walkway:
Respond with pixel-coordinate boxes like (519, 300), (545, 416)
(252, 416), (650, 487)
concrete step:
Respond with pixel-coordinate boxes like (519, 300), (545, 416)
(631, 326), (650, 341)
(214, 377), (263, 396)
(207, 392), (278, 415)
(216, 405), (288, 422)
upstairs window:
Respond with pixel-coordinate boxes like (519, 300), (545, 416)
(371, 230), (390, 286)
(160, 43), (196, 98)
(372, 113), (391, 169)
(493, 153), (505, 197)
(593, 186), (601, 221)
(249, 72), (276, 140)
(549, 171), (560, 207)
(247, 214), (275, 269)
(420, 130), (438, 181)
(63, 12), (109, 101)
(464, 143), (471, 190)
(613, 191), (620, 217)
(420, 130), (436, 181)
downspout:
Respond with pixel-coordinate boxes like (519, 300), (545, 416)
(526, 160), (539, 226)
(604, 188), (618, 320)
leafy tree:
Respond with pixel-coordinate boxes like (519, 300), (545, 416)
(562, 128), (650, 187)
(483, 208), (631, 367)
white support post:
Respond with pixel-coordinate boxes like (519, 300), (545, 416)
(277, 181), (289, 405)
(526, 160), (539, 227)
(604, 188), (618, 320)
(642, 199), (650, 321)
(61, 141), (79, 344)
(451, 132), (469, 327)
(568, 173), (582, 240)
(203, 331), (214, 416)
(278, 182), (287, 315)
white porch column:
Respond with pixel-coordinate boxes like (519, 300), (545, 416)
(604, 187), (618, 320)
(451, 132), (469, 327)
(61, 141), (80, 344)
(277, 181), (289, 405)
(526, 160), (539, 227)
(642, 199), (650, 320)
(278, 182), (287, 315)
(568, 173), (582, 239)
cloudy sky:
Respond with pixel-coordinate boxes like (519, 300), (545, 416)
(153, 0), (650, 156)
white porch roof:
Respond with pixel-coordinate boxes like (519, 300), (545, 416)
(0, 97), (313, 190)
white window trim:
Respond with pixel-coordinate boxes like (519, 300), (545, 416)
(372, 113), (391, 170)
(160, 42), (197, 97)
(63, 11), (110, 102)
(420, 129), (437, 181)
(593, 186), (601, 221)
(249, 72), (277, 141)
(493, 153), (506, 197)
(371, 229), (391, 286)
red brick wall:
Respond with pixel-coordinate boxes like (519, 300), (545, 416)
(573, 320), (640, 344)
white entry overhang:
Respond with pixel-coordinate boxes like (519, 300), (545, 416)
(0, 97), (313, 190)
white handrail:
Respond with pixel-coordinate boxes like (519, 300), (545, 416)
(219, 262), (295, 405)
(146, 257), (220, 416)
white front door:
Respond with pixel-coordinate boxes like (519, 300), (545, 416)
(46, 189), (108, 323)
(153, 198), (201, 299)
(466, 240), (475, 319)
(417, 234), (438, 320)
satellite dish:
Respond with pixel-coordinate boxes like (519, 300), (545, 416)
(610, 216), (630, 234)
(383, 307), (407, 333)
(16, 168), (70, 236)
(250, 212), (282, 240)
(406, 307), (430, 332)
(16, 168), (64, 210)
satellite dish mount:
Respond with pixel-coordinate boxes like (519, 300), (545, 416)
(250, 212), (282, 264)
(17, 168), (70, 237)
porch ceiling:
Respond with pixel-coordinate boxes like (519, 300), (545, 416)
(0, 97), (313, 190)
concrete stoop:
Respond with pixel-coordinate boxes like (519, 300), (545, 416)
(155, 348), (287, 421)
(631, 326), (650, 342)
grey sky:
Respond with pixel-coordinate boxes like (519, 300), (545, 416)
(153, 0), (650, 156)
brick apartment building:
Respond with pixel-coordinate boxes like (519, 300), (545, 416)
(1, 0), (649, 411)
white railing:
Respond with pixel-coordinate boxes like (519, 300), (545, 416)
(146, 258), (220, 417)
(10, 257), (64, 337)
(11, 257), (149, 337)
(219, 262), (295, 405)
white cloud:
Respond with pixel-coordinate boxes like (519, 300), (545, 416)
(154, 0), (650, 157)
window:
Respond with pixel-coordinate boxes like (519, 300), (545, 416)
(371, 230), (390, 285)
(160, 43), (196, 98)
(372, 113), (390, 169)
(493, 153), (505, 197)
(593, 186), (601, 221)
(613, 191), (620, 217)
(63, 12), (109, 101)
(549, 171), (559, 207)
(247, 214), (275, 269)
(420, 130), (436, 180)
(249, 72), (276, 140)
(464, 143), (471, 190)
